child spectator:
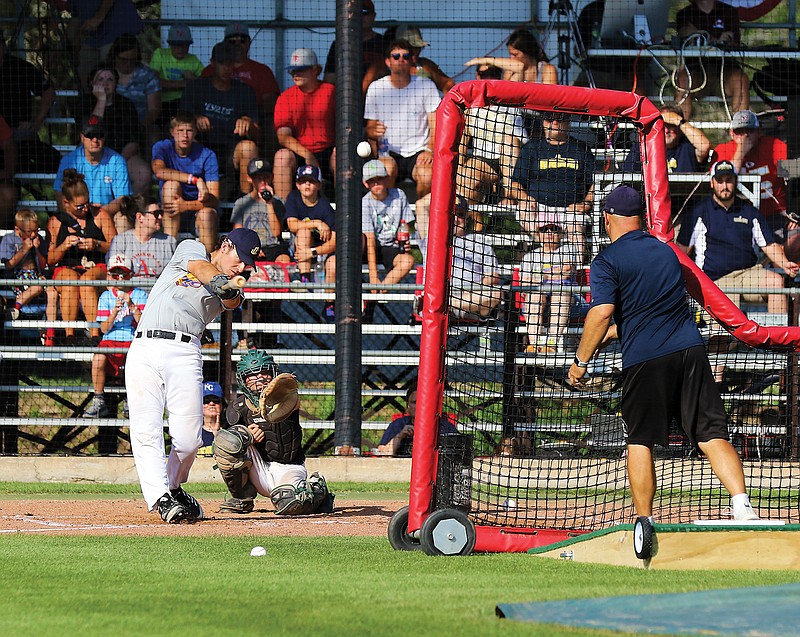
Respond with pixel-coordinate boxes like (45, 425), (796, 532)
(151, 111), (220, 251)
(149, 24), (204, 127)
(0, 209), (58, 333)
(285, 165), (336, 285)
(84, 254), (146, 419)
(47, 168), (117, 345)
(361, 160), (415, 293)
(519, 213), (580, 354)
(231, 158), (290, 263)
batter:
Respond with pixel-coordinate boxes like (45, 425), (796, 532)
(125, 228), (260, 523)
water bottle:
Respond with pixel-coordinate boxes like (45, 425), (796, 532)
(378, 136), (389, 158)
(396, 219), (410, 253)
(314, 255), (326, 284)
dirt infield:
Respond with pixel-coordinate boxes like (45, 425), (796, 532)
(0, 498), (406, 537)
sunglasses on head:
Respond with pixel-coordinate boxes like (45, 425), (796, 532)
(391, 52), (412, 61)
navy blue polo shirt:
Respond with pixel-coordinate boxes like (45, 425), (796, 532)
(676, 196), (774, 281)
(590, 231), (703, 369)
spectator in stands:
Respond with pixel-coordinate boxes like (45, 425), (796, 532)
(84, 253), (146, 420)
(273, 48), (336, 201)
(107, 195), (176, 279)
(54, 116), (132, 231)
(231, 158), (290, 263)
(83, 63), (151, 195)
(151, 111), (219, 252)
(149, 24), (204, 128)
(674, 0), (750, 121)
(364, 39), (441, 200)
(456, 63), (528, 229)
(449, 195), (503, 321)
(0, 114), (17, 228)
(0, 209), (58, 327)
(519, 212), (581, 354)
(47, 168), (117, 345)
(198, 380), (224, 457)
(375, 383), (457, 457)
(181, 41), (260, 198)
(621, 103), (711, 173)
(712, 110), (788, 234)
(68, 0), (143, 91)
(0, 36), (62, 173)
(286, 165), (336, 288)
(507, 111), (595, 262)
(361, 159), (414, 297)
(323, 0), (385, 86)
(202, 22), (280, 160)
(107, 34), (161, 146)
(677, 161), (798, 315)
(465, 29), (557, 84)
(362, 25), (454, 95)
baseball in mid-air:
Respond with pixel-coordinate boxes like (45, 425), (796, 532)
(502, 498), (517, 510)
(250, 546), (267, 557)
(357, 141), (372, 158)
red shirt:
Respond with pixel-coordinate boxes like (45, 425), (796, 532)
(202, 59), (279, 108)
(274, 82), (336, 154)
(0, 115), (11, 143)
(713, 136), (787, 218)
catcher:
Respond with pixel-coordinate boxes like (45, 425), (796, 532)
(212, 350), (335, 515)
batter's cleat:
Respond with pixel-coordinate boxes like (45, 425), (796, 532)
(219, 497), (255, 514)
(733, 501), (760, 521)
(170, 487), (204, 520)
(156, 492), (191, 524)
(83, 395), (108, 418)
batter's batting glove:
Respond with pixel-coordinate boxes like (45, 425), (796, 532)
(210, 274), (239, 300)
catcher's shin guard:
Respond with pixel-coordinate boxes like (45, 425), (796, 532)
(308, 472), (335, 513)
(218, 466), (257, 514)
(270, 483), (315, 516)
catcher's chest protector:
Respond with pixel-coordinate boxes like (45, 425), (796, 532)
(233, 396), (305, 464)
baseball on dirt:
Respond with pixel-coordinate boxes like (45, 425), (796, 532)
(250, 546), (266, 557)
(357, 141), (372, 158)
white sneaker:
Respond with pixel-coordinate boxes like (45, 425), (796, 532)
(83, 395), (108, 418)
(733, 501), (760, 521)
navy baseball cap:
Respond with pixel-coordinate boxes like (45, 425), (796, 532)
(712, 160), (737, 179)
(226, 228), (260, 266)
(602, 185), (642, 217)
(247, 157), (272, 176)
(296, 164), (322, 183)
(203, 381), (222, 399)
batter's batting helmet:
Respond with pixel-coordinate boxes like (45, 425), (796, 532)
(236, 350), (280, 405)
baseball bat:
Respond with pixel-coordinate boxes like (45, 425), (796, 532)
(221, 275), (246, 290)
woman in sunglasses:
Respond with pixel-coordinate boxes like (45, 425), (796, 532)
(466, 28), (557, 84)
(47, 169), (117, 344)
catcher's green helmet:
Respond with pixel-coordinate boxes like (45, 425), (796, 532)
(236, 350), (280, 404)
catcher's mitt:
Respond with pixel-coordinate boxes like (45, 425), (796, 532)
(258, 373), (299, 423)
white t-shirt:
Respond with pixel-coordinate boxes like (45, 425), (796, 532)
(451, 234), (498, 287)
(364, 75), (441, 157)
(465, 105), (528, 161)
(519, 243), (581, 285)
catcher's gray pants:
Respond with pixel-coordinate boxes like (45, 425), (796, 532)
(247, 448), (307, 497)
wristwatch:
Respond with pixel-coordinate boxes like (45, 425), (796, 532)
(311, 248), (318, 258)
(573, 356), (589, 369)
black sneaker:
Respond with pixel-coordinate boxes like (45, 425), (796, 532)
(156, 492), (191, 524)
(170, 487), (204, 520)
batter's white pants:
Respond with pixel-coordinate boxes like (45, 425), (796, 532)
(247, 449), (307, 498)
(126, 334), (203, 509)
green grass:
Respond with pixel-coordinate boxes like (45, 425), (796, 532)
(1, 535), (799, 637)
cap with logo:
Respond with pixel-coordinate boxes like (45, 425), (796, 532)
(712, 160), (737, 179)
(730, 110), (759, 130)
(81, 115), (105, 138)
(287, 48), (319, 73)
(362, 160), (388, 181)
(396, 25), (429, 48)
(224, 22), (249, 39)
(602, 185), (642, 217)
(108, 254), (132, 273)
(203, 381), (223, 399)
(225, 228), (260, 267)
(296, 164), (322, 182)
(247, 158), (272, 177)
(167, 24), (193, 45)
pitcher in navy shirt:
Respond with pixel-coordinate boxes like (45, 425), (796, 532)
(568, 185), (759, 530)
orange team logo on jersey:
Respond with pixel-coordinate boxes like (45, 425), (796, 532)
(175, 273), (204, 288)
